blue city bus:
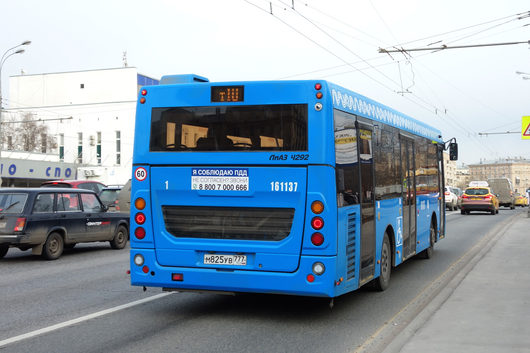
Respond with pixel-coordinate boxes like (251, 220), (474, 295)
(129, 74), (455, 297)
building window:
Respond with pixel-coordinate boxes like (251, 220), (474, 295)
(77, 132), (83, 164)
(96, 132), (102, 165)
(80, 83), (84, 89)
(116, 131), (121, 165)
(7, 136), (13, 150)
(59, 134), (64, 161)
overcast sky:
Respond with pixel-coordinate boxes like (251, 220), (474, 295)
(1, 0), (529, 165)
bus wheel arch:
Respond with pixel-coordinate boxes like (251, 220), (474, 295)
(431, 212), (438, 243)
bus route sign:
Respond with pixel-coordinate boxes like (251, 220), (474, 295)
(523, 116), (530, 140)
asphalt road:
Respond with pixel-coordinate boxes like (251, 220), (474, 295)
(1, 207), (526, 353)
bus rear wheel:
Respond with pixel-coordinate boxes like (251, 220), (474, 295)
(373, 233), (391, 291)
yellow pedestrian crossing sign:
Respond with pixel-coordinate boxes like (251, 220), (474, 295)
(523, 116), (530, 140)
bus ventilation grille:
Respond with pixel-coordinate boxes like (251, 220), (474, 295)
(162, 206), (295, 241)
(346, 212), (356, 280)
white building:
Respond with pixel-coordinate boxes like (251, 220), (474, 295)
(3, 67), (158, 186)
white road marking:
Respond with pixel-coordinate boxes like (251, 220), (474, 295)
(0, 292), (172, 348)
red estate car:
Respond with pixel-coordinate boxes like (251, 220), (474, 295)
(41, 180), (106, 194)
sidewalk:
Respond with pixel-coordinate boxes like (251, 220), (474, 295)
(386, 213), (530, 353)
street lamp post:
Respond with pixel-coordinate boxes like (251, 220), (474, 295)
(0, 40), (31, 187)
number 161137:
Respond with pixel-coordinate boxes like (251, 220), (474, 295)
(270, 181), (298, 192)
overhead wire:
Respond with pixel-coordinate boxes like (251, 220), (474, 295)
(243, 0), (400, 94)
(381, 10), (530, 51)
(294, 2), (512, 154)
(270, 0), (449, 117)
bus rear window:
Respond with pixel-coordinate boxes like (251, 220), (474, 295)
(149, 104), (307, 152)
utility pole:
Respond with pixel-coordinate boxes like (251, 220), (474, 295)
(379, 40), (530, 54)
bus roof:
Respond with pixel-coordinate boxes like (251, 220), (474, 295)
(328, 82), (443, 143)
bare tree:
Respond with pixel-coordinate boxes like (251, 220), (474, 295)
(2, 113), (57, 153)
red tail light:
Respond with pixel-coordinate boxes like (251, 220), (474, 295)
(444, 191), (450, 196)
(311, 232), (324, 246)
(135, 227), (146, 239)
(135, 212), (146, 225)
(462, 195), (469, 199)
(14, 217), (26, 232)
(484, 195), (492, 200)
(311, 217), (324, 230)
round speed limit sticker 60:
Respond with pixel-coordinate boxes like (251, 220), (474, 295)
(134, 167), (147, 181)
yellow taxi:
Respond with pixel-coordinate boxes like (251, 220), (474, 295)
(460, 186), (499, 215)
(514, 193), (528, 207)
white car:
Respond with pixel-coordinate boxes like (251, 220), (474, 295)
(445, 186), (458, 211)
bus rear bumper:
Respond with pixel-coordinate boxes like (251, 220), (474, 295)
(130, 248), (338, 297)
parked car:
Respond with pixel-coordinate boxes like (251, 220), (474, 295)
(41, 180), (106, 194)
(460, 186), (499, 215)
(0, 188), (129, 260)
(487, 178), (515, 209)
(514, 193), (528, 207)
(116, 179), (131, 214)
(444, 186), (458, 211)
(99, 186), (122, 211)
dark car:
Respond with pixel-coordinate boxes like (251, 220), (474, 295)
(0, 188), (129, 260)
(116, 179), (131, 214)
(41, 180), (106, 194)
(99, 186), (122, 211)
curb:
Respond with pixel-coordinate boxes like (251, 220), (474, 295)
(351, 212), (522, 353)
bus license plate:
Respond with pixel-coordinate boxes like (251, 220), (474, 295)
(203, 254), (247, 266)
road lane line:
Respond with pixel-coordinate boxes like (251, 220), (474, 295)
(0, 292), (172, 348)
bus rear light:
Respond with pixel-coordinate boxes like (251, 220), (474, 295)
(312, 262), (325, 275)
(135, 198), (146, 210)
(316, 92), (323, 99)
(311, 232), (324, 246)
(172, 273), (184, 281)
(141, 89), (147, 96)
(311, 217), (324, 230)
(135, 227), (146, 239)
(315, 83), (322, 90)
(14, 217), (26, 232)
(306, 274), (315, 283)
(140, 97), (146, 104)
(142, 266), (149, 273)
(311, 200), (324, 214)
(134, 254), (144, 266)
(135, 212), (146, 225)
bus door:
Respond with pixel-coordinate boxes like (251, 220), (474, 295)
(400, 136), (416, 259)
(357, 123), (376, 284)
(438, 145), (445, 237)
